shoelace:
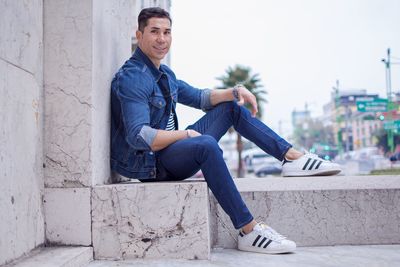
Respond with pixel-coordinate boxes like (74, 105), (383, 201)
(257, 223), (287, 241)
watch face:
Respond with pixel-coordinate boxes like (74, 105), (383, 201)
(233, 87), (240, 101)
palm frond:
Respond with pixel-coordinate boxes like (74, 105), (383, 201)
(217, 65), (267, 117)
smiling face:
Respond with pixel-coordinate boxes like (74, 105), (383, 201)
(136, 17), (172, 68)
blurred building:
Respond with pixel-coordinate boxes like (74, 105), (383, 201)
(327, 89), (383, 152)
(351, 113), (382, 149)
(291, 105), (311, 128)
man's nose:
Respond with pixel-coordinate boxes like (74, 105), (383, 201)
(157, 33), (166, 42)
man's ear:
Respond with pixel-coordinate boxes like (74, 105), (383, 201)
(136, 30), (142, 42)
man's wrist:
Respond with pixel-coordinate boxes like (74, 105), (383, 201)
(232, 84), (241, 102)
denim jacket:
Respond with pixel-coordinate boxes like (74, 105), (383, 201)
(110, 47), (213, 179)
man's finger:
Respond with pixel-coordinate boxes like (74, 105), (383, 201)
(237, 94), (245, 106)
(250, 99), (258, 117)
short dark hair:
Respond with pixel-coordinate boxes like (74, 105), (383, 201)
(138, 7), (172, 32)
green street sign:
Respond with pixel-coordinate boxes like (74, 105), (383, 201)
(388, 101), (400, 111)
(356, 98), (388, 112)
(384, 120), (400, 130)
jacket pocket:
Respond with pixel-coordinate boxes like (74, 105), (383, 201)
(127, 150), (155, 171)
(149, 96), (166, 127)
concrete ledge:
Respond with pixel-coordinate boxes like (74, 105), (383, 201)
(5, 246), (93, 267)
(211, 175), (400, 248)
(91, 181), (210, 260)
(44, 188), (91, 246)
(233, 175), (400, 191)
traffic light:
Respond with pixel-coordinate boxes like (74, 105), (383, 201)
(379, 114), (385, 121)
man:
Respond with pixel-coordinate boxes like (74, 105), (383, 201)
(110, 7), (341, 254)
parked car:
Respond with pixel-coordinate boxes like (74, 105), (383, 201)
(390, 152), (400, 162)
(243, 147), (276, 173)
(255, 163), (282, 177)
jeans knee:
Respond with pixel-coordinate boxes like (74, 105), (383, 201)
(195, 135), (222, 157)
(216, 101), (236, 111)
(198, 135), (219, 148)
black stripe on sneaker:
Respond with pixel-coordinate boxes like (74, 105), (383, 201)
(308, 159), (318, 170)
(257, 237), (268, 247)
(315, 160), (322, 169)
(302, 158), (312, 170)
(252, 235), (261, 246)
(282, 157), (292, 165)
(263, 239), (273, 248)
(239, 231), (244, 237)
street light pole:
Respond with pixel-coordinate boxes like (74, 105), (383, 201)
(333, 80), (343, 158)
(382, 48), (394, 152)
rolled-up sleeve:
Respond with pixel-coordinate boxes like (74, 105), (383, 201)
(138, 125), (157, 148)
(200, 88), (213, 111)
(116, 70), (156, 150)
(177, 80), (213, 111)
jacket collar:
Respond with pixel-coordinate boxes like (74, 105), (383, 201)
(132, 47), (164, 82)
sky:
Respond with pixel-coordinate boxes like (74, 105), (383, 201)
(169, 0), (400, 137)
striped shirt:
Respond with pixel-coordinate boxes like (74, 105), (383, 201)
(165, 111), (176, 131)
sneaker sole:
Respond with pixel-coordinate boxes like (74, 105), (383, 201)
(282, 169), (341, 177)
(238, 244), (296, 254)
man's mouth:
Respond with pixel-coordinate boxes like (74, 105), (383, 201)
(153, 47), (167, 52)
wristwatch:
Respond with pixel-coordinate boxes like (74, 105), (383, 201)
(232, 84), (242, 102)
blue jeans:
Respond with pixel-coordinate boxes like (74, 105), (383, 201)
(154, 101), (292, 229)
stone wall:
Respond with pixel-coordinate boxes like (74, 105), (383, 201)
(0, 0), (178, 263)
(43, 0), (138, 246)
(43, 0), (137, 187)
(92, 0), (137, 186)
(211, 176), (400, 248)
(0, 0), (45, 264)
(1, 0), (139, 263)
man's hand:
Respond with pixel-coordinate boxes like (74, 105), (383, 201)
(209, 86), (259, 117)
(235, 85), (258, 117)
(187, 129), (202, 138)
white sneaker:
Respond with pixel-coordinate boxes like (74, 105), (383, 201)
(238, 223), (296, 254)
(281, 152), (341, 177)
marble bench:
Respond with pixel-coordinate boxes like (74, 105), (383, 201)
(210, 175), (400, 248)
(91, 180), (210, 260)
(91, 175), (400, 260)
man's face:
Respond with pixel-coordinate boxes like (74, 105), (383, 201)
(136, 17), (171, 67)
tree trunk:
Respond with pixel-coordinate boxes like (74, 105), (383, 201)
(236, 133), (244, 177)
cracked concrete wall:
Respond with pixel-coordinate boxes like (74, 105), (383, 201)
(44, 0), (94, 188)
(92, 0), (137, 186)
(211, 177), (400, 248)
(92, 182), (210, 260)
(0, 0), (45, 265)
(43, 0), (138, 245)
(44, 0), (137, 187)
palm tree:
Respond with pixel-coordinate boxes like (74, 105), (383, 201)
(217, 65), (267, 177)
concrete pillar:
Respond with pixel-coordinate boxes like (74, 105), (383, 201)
(43, 0), (137, 246)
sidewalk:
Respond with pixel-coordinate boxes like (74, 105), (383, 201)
(88, 245), (400, 267)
